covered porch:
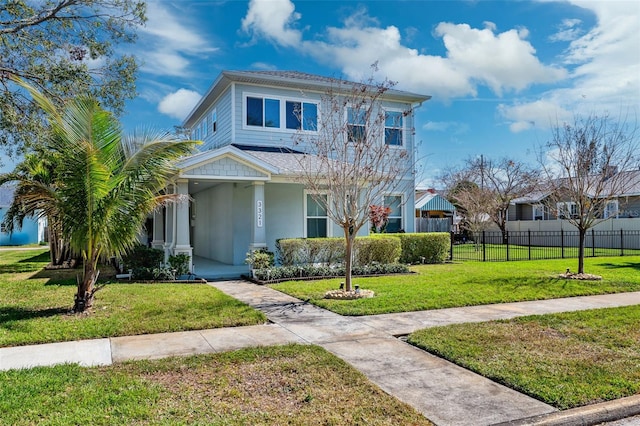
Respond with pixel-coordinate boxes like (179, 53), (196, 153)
(191, 255), (250, 280)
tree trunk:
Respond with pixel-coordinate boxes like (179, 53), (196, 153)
(578, 228), (586, 274)
(73, 256), (98, 312)
(344, 228), (355, 292)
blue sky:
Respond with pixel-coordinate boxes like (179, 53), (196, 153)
(5, 1), (640, 185)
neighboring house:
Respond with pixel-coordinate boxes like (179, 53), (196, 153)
(0, 185), (45, 246)
(414, 188), (457, 232)
(152, 71), (430, 269)
(507, 170), (640, 231)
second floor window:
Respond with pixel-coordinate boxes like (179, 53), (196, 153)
(385, 111), (404, 146)
(247, 96), (280, 128)
(286, 101), (318, 131)
(347, 107), (366, 143)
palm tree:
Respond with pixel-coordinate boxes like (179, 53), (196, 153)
(0, 152), (72, 266)
(16, 78), (199, 312)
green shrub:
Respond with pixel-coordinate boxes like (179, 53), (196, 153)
(122, 244), (164, 270)
(245, 249), (275, 269)
(396, 233), (450, 264)
(354, 237), (401, 266)
(168, 253), (191, 276)
(252, 263), (409, 282)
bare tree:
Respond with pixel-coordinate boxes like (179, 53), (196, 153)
(442, 157), (539, 242)
(442, 177), (493, 247)
(539, 113), (640, 274)
(293, 73), (419, 292)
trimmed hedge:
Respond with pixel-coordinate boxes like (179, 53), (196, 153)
(276, 237), (401, 267)
(252, 262), (410, 282)
(372, 232), (450, 264)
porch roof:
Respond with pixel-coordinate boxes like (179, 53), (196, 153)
(415, 192), (455, 212)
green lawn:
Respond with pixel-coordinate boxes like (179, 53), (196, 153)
(407, 305), (640, 409)
(269, 256), (640, 315)
(0, 249), (266, 347)
(0, 344), (433, 426)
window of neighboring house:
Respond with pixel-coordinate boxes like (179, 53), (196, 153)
(210, 109), (217, 133)
(532, 204), (545, 220)
(306, 193), (328, 238)
(193, 124), (200, 140)
(384, 110), (404, 146)
(384, 195), (403, 232)
(246, 96), (280, 128)
(0, 223), (6, 233)
(604, 200), (619, 219)
(286, 101), (318, 131)
(556, 202), (578, 219)
(347, 106), (366, 143)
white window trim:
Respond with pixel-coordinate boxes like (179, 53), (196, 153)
(242, 92), (319, 134)
(304, 191), (331, 238)
(383, 107), (406, 148)
(384, 193), (404, 232)
(532, 203), (545, 220)
(556, 202), (577, 220)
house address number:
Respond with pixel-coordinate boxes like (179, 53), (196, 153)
(257, 200), (263, 227)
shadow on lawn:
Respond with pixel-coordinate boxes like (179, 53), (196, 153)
(598, 261), (640, 272)
(0, 306), (70, 325)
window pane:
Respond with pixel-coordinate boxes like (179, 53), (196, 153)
(348, 107), (366, 125)
(307, 194), (327, 216)
(384, 196), (401, 216)
(286, 101), (301, 130)
(307, 218), (327, 238)
(265, 98), (280, 128)
(385, 111), (402, 127)
(385, 128), (402, 146)
(211, 110), (217, 133)
(247, 97), (263, 126)
(303, 103), (317, 131)
(386, 218), (402, 233)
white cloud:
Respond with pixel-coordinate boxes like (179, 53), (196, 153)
(423, 121), (469, 134)
(499, 1), (639, 133)
(242, 0), (302, 47)
(498, 100), (571, 133)
(137, 2), (218, 77)
(240, 0), (567, 101)
(158, 89), (202, 121)
(549, 18), (583, 42)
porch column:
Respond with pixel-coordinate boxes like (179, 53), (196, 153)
(151, 208), (164, 250)
(249, 181), (267, 251)
(163, 184), (175, 263)
(173, 179), (193, 272)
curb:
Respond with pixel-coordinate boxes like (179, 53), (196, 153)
(492, 394), (640, 425)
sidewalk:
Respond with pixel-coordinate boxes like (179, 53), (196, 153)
(2, 283), (640, 425)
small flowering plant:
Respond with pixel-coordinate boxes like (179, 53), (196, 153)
(369, 205), (392, 233)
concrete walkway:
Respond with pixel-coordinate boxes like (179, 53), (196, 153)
(2, 284), (640, 425)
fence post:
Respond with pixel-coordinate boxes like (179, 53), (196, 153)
(561, 229), (565, 259)
(528, 229), (531, 260)
(450, 231), (454, 261)
(591, 229), (595, 257)
(482, 230), (486, 262)
(620, 229), (624, 256)
(506, 231), (510, 261)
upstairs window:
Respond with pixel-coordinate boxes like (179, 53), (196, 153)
(347, 107), (366, 143)
(246, 96), (280, 128)
(286, 101), (318, 131)
(210, 109), (217, 133)
(385, 110), (404, 146)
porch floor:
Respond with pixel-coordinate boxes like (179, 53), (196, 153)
(191, 256), (250, 280)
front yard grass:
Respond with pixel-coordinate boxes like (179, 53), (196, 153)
(269, 256), (640, 315)
(0, 344), (433, 426)
(0, 249), (266, 347)
(407, 305), (640, 410)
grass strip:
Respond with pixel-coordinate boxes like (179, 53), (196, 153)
(270, 256), (640, 315)
(407, 305), (640, 409)
(0, 344), (433, 425)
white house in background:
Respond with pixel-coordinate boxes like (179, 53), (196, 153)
(152, 71), (430, 270)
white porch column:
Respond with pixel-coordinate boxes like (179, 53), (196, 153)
(163, 184), (175, 263)
(173, 179), (193, 272)
(249, 181), (267, 251)
(151, 208), (164, 250)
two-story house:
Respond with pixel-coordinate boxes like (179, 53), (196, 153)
(150, 71), (430, 275)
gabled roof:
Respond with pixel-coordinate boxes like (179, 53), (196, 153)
(183, 70), (431, 128)
(415, 192), (456, 212)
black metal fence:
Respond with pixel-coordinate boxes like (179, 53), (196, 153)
(451, 229), (640, 262)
